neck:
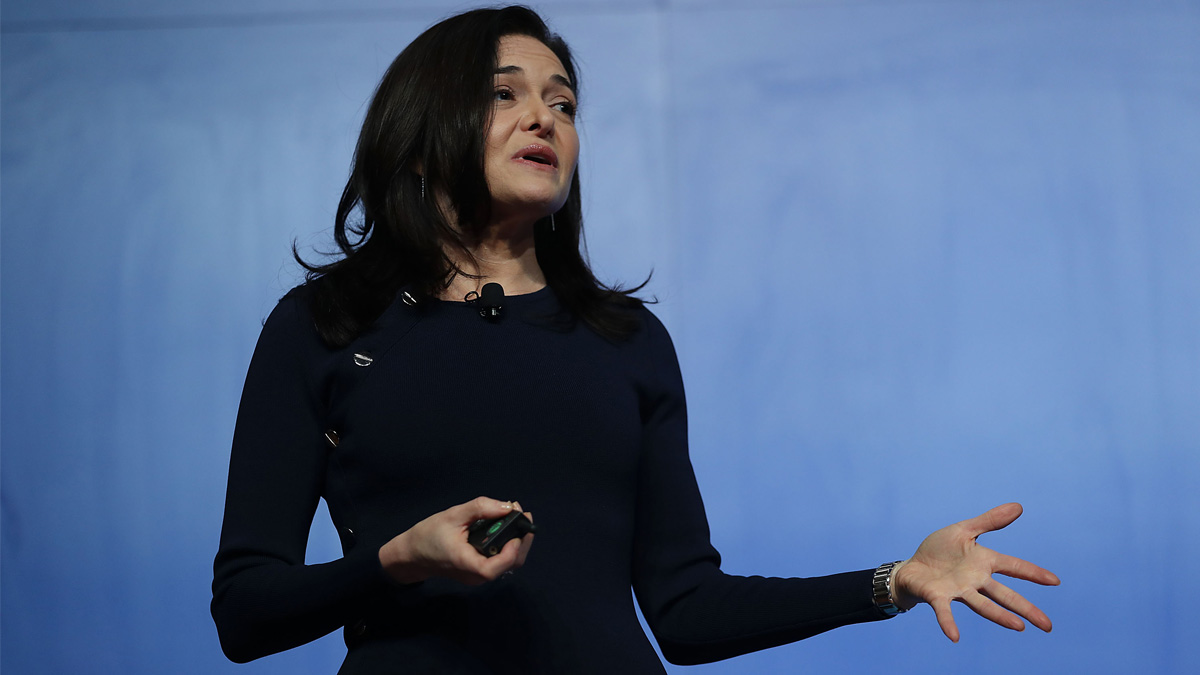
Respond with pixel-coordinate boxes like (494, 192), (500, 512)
(441, 212), (546, 301)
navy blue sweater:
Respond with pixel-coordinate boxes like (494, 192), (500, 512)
(212, 285), (886, 673)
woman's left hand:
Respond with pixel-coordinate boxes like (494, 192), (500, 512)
(892, 502), (1060, 642)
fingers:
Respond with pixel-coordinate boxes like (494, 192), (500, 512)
(495, 501), (534, 568)
(982, 579), (1053, 633)
(912, 505), (1056, 642)
(495, 504), (535, 569)
(418, 496), (538, 586)
(993, 552), (1060, 586)
(933, 592), (1026, 642)
(919, 580), (1053, 643)
(466, 498), (535, 576)
(516, 511), (534, 567)
(474, 538), (523, 579)
(960, 503), (1023, 539)
(448, 537), (519, 585)
(455, 496), (516, 524)
(962, 589), (1025, 632)
(930, 599), (961, 643)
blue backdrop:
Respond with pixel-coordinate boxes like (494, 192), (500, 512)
(3, 1), (1197, 673)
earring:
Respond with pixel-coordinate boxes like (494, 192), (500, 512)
(420, 175), (426, 202)
(550, 213), (556, 232)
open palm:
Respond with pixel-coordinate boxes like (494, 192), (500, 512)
(892, 503), (1060, 642)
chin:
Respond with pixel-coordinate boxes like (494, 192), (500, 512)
(489, 179), (569, 218)
(505, 193), (567, 217)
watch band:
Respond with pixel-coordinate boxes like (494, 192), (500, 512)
(872, 560), (907, 617)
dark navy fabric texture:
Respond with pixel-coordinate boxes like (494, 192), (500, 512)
(212, 286), (884, 673)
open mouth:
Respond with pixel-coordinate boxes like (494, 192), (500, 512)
(513, 145), (558, 168)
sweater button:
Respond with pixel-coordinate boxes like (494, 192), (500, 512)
(352, 620), (368, 637)
(340, 527), (357, 549)
(324, 430), (340, 448)
(352, 352), (373, 367)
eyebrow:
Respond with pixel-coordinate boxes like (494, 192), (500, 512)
(494, 65), (575, 94)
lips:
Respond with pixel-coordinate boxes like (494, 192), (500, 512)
(512, 144), (558, 169)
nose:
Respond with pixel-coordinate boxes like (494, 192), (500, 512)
(520, 100), (555, 138)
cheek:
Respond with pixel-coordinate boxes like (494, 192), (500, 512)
(484, 134), (505, 165)
(483, 137), (511, 185)
(561, 132), (581, 174)
(484, 114), (516, 160)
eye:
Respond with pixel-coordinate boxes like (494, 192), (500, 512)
(552, 100), (577, 118)
(494, 87), (515, 102)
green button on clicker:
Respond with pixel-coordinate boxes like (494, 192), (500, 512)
(487, 521), (503, 536)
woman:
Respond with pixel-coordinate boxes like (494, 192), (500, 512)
(212, 6), (1058, 673)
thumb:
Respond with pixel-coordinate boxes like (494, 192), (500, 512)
(962, 502), (1023, 539)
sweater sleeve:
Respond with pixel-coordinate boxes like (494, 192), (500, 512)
(630, 312), (888, 666)
(211, 294), (391, 663)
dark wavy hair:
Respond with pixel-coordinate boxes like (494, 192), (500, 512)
(296, 5), (647, 348)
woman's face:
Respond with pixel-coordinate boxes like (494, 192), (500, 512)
(484, 34), (579, 224)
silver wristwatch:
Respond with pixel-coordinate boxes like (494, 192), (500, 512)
(872, 561), (907, 617)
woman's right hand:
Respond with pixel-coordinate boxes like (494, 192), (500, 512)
(378, 497), (535, 586)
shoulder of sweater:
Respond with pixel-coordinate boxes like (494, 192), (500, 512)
(630, 304), (675, 350)
(617, 304), (684, 387)
(256, 283), (328, 356)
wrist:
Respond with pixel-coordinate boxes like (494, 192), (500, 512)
(379, 532), (428, 585)
(890, 559), (919, 611)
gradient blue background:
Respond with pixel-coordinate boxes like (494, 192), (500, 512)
(3, 1), (1198, 672)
